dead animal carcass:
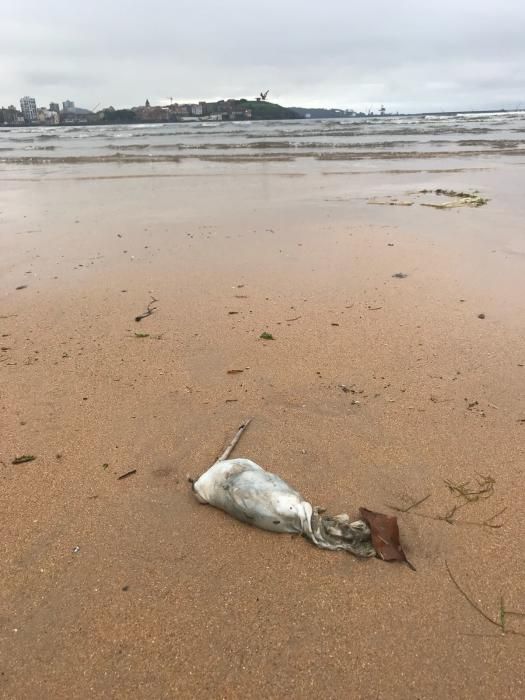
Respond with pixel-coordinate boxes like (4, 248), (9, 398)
(192, 450), (375, 558)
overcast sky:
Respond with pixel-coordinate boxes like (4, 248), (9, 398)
(1, 1), (524, 113)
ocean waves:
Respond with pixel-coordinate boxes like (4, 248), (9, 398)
(1, 112), (525, 166)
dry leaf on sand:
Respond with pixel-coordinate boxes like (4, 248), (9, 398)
(359, 507), (416, 571)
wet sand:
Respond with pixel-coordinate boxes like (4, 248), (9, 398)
(1, 160), (525, 698)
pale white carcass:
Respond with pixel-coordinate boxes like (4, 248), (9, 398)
(192, 421), (375, 558)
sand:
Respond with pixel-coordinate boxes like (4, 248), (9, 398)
(1, 159), (525, 699)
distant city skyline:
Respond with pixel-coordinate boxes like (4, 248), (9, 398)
(2, 90), (525, 117)
(4, 91), (525, 118)
(1, 1), (524, 114)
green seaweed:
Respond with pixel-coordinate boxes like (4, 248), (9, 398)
(419, 188), (488, 208)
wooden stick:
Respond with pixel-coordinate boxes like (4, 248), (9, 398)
(218, 418), (253, 461)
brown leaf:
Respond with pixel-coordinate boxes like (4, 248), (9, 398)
(227, 369), (244, 374)
(359, 507), (415, 570)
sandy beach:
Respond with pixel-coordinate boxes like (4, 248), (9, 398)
(1, 148), (525, 698)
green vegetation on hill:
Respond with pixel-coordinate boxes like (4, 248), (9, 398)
(243, 101), (299, 120)
(96, 100), (300, 124)
(101, 108), (137, 122)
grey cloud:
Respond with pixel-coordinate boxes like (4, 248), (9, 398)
(22, 69), (99, 88)
(1, 0), (524, 112)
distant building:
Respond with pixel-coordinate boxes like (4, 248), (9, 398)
(190, 104), (203, 116)
(20, 96), (37, 123)
(59, 112), (90, 125)
(133, 104), (171, 122)
(170, 104), (191, 116)
(37, 108), (60, 125)
(62, 100), (75, 112)
(49, 102), (60, 113)
(1, 106), (25, 125)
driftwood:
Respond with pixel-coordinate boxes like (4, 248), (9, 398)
(217, 418), (252, 461)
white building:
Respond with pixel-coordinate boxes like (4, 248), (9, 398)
(62, 100), (75, 111)
(37, 108), (60, 125)
(20, 96), (37, 123)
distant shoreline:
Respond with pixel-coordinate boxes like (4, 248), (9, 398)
(2, 107), (525, 129)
